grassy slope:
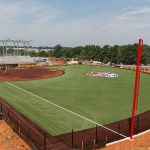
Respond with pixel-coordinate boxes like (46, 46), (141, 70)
(0, 65), (149, 135)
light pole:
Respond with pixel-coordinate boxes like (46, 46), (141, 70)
(23, 41), (26, 56)
(13, 41), (16, 56)
(0, 40), (5, 56)
(27, 40), (32, 56)
(2, 41), (5, 56)
(0, 39), (32, 56)
(18, 39), (23, 56)
(3, 42), (5, 56)
(5, 40), (8, 56)
(16, 41), (19, 56)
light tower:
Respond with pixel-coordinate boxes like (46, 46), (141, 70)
(26, 40), (32, 55)
(13, 40), (17, 56)
(0, 39), (32, 56)
(0, 40), (5, 56)
(18, 39), (24, 55)
(2, 41), (5, 56)
(5, 39), (8, 56)
(22, 40), (27, 55)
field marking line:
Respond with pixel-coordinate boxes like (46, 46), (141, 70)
(106, 129), (150, 147)
(5, 81), (127, 138)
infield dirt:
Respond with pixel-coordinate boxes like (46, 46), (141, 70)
(0, 68), (64, 82)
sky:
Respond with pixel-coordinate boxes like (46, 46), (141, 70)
(0, 0), (150, 47)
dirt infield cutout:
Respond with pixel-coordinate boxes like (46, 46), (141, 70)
(0, 68), (64, 82)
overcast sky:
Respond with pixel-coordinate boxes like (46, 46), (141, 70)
(0, 0), (150, 47)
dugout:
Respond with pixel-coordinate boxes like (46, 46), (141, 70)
(18, 63), (37, 68)
(0, 64), (18, 68)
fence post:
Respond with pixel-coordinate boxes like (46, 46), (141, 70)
(105, 136), (107, 145)
(18, 120), (20, 134)
(72, 129), (74, 149)
(17, 119), (19, 133)
(0, 104), (3, 120)
(136, 115), (140, 134)
(8, 110), (9, 120)
(118, 123), (120, 141)
(44, 132), (46, 150)
(95, 124), (98, 144)
(81, 141), (84, 150)
(27, 127), (29, 138)
(128, 118), (131, 136)
(0, 103), (2, 112)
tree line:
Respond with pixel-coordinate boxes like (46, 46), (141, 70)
(29, 44), (150, 65)
(0, 44), (150, 65)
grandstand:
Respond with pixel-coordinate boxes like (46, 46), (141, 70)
(0, 56), (36, 68)
(0, 39), (37, 68)
(0, 56), (34, 64)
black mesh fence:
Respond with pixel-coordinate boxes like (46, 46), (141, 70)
(57, 111), (150, 149)
(56, 125), (122, 149)
(0, 98), (69, 150)
(0, 98), (150, 150)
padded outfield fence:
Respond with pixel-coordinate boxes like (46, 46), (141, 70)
(0, 98), (150, 150)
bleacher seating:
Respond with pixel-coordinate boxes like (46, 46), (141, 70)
(0, 56), (35, 64)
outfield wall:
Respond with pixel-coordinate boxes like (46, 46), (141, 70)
(120, 65), (150, 73)
(0, 98), (69, 150)
(1, 98), (150, 150)
(56, 111), (150, 149)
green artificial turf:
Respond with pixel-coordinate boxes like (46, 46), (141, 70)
(0, 65), (150, 135)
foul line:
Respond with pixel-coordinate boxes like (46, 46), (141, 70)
(106, 129), (150, 147)
(5, 81), (127, 138)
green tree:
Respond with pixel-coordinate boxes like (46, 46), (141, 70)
(53, 44), (63, 57)
(38, 51), (48, 57)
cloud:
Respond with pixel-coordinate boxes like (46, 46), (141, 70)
(0, 1), (149, 46)
(0, 0), (65, 44)
(0, 1), (64, 25)
(99, 7), (150, 45)
(123, 8), (150, 16)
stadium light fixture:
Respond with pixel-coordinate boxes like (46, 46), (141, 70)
(0, 39), (32, 56)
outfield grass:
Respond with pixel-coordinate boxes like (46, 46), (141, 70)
(0, 65), (150, 135)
